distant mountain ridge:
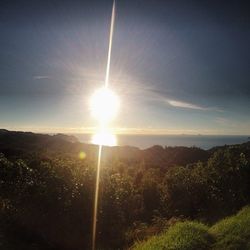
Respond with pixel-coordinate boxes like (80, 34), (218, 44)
(0, 129), (9, 134)
(1, 129), (250, 168)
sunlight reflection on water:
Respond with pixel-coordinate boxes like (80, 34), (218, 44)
(91, 131), (117, 146)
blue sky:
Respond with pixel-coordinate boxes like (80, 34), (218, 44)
(0, 0), (250, 134)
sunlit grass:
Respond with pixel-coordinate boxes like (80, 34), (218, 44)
(133, 221), (212, 250)
(133, 206), (250, 250)
(209, 206), (250, 250)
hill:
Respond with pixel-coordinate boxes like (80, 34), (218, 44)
(133, 206), (250, 250)
(0, 129), (210, 167)
(0, 129), (250, 249)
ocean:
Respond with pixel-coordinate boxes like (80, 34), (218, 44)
(73, 134), (249, 150)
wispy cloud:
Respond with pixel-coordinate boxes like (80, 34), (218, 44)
(33, 75), (51, 80)
(142, 87), (223, 112)
(166, 99), (208, 110)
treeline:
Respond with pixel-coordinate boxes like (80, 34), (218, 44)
(0, 131), (250, 249)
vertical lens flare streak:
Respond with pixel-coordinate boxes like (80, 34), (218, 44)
(105, 0), (115, 88)
(92, 144), (102, 250)
(92, 1), (116, 250)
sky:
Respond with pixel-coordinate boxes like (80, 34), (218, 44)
(0, 0), (250, 135)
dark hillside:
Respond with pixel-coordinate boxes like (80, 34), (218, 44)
(0, 130), (250, 249)
(0, 130), (210, 167)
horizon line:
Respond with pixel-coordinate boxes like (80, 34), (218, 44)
(1, 127), (249, 137)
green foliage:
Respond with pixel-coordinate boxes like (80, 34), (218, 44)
(133, 221), (212, 250)
(133, 206), (250, 250)
(0, 154), (93, 249)
(209, 206), (250, 250)
(126, 217), (182, 245)
(98, 172), (139, 248)
(1, 132), (250, 249)
(140, 168), (162, 220)
(162, 164), (209, 218)
(162, 149), (250, 221)
(206, 149), (250, 216)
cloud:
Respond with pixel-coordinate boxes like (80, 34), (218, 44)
(166, 99), (208, 110)
(144, 87), (223, 112)
(33, 75), (51, 80)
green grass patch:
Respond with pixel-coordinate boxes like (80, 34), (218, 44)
(209, 206), (250, 250)
(133, 206), (250, 250)
(133, 221), (212, 250)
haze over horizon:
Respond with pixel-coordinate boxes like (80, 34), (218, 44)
(1, 0), (250, 135)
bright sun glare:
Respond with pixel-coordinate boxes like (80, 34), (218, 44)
(90, 87), (119, 146)
(91, 131), (117, 146)
(90, 87), (120, 124)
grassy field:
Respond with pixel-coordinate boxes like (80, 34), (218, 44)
(133, 206), (250, 250)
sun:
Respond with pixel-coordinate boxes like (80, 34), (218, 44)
(90, 87), (119, 146)
(90, 87), (120, 124)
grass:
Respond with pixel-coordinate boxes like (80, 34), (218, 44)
(132, 206), (250, 250)
(132, 221), (212, 250)
(209, 206), (250, 250)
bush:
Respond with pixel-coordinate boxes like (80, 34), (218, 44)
(209, 206), (250, 250)
(133, 221), (212, 250)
